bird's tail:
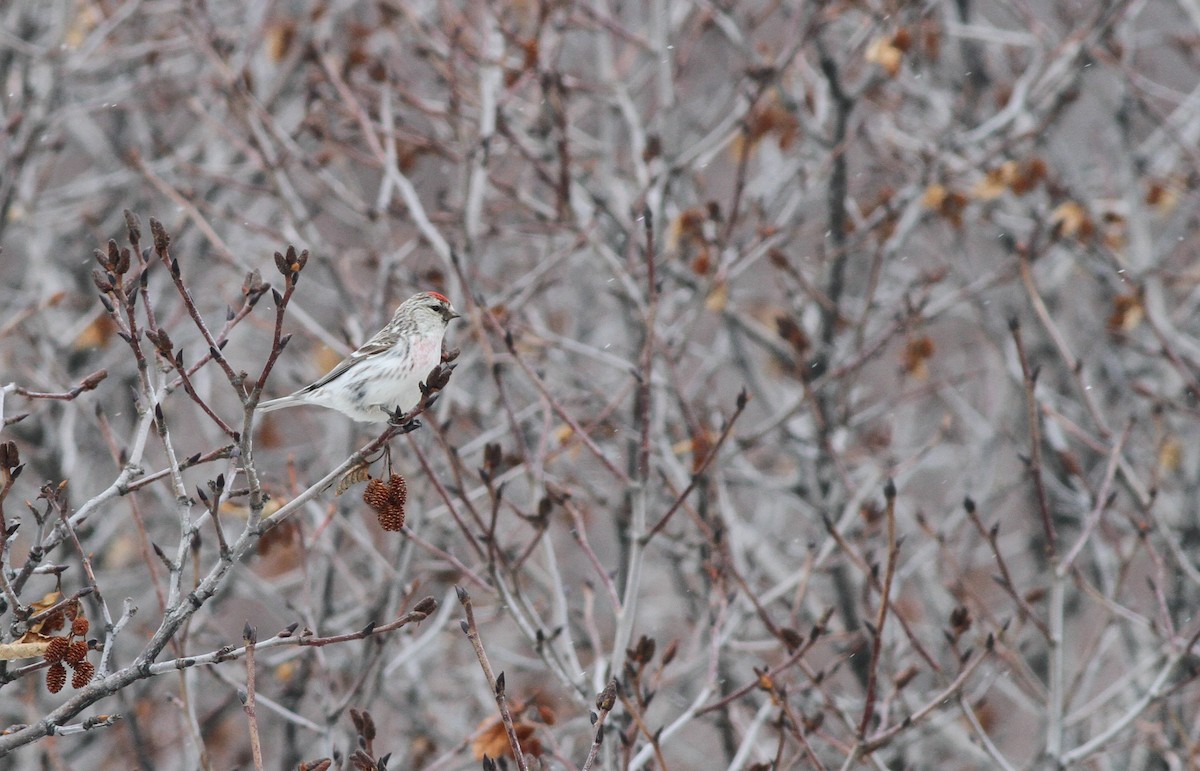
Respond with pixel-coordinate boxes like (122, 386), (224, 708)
(256, 395), (298, 413)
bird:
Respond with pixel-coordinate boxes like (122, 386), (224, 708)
(258, 291), (460, 423)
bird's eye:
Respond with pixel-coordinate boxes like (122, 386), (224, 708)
(429, 304), (440, 311)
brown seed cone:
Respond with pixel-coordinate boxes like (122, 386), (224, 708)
(71, 660), (96, 689)
(72, 616), (90, 637)
(388, 474), (407, 506)
(44, 636), (69, 663)
(46, 662), (67, 693)
(377, 505), (405, 532)
(364, 475), (407, 532)
(66, 640), (89, 666)
(363, 478), (388, 510)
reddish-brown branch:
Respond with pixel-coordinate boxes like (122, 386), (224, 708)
(858, 479), (898, 737)
(1010, 316), (1057, 556)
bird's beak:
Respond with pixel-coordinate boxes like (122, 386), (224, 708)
(447, 307), (461, 321)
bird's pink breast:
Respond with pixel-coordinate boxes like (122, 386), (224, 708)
(410, 337), (440, 372)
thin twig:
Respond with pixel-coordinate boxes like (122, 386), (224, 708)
(456, 586), (529, 771)
(858, 479), (897, 737)
(241, 624), (264, 771)
(580, 679), (617, 771)
(1010, 317), (1056, 555)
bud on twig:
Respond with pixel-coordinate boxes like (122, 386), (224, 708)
(91, 270), (113, 294)
(412, 597), (438, 616)
(149, 217), (170, 255)
(273, 245), (309, 285)
(123, 209), (141, 245)
(79, 370), (107, 391)
(596, 679), (617, 712)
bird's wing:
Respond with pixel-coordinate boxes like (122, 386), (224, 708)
(296, 335), (402, 394)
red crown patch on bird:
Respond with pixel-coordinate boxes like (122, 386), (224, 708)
(428, 291), (450, 304)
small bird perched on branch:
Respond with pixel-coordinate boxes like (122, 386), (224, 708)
(258, 291), (460, 423)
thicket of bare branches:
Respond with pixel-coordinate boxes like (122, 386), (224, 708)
(3, 1), (1200, 768)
